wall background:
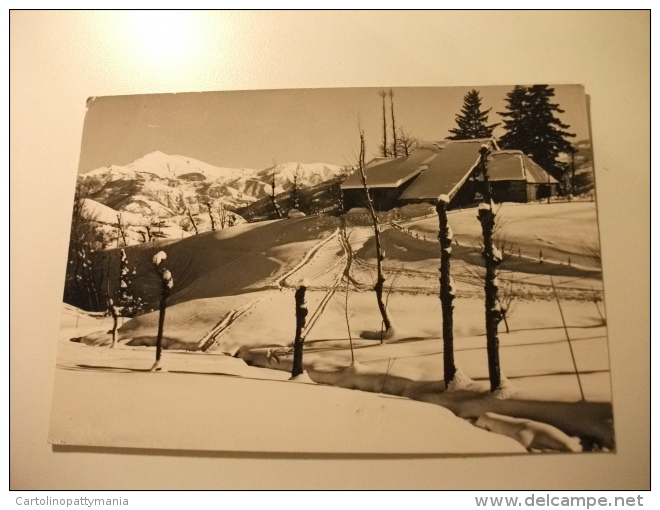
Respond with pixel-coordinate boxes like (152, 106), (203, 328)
(9, 11), (650, 489)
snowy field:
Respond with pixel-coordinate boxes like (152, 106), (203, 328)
(51, 201), (613, 454)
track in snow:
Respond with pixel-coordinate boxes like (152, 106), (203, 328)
(198, 299), (261, 352)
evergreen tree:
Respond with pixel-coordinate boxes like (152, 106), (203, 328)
(107, 248), (144, 348)
(498, 85), (576, 179)
(64, 183), (105, 311)
(497, 85), (529, 150)
(448, 89), (499, 140)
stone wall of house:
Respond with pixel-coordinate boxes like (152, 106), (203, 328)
(343, 187), (405, 211)
(491, 181), (527, 203)
(526, 183), (555, 201)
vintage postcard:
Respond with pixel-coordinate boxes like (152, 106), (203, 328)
(49, 85), (612, 454)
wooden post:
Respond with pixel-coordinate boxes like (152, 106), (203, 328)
(437, 195), (456, 387)
(291, 283), (309, 378)
(151, 251), (173, 371)
(476, 145), (503, 392)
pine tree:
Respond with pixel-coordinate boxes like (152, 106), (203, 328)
(448, 89), (499, 140)
(107, 248), (143, 348)
(498, 85), (576, 179)
(64, 183), (105, 311)
(497, 86), (528, 150)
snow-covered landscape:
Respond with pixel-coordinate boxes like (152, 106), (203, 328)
(51, 185), (612, 454)
(76, 151), (345, 245)
(49, 85), (614, 457)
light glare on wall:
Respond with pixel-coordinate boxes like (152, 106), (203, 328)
(122, 11), (210, 76)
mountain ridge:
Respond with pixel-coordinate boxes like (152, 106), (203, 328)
(77, 151), (346, 245)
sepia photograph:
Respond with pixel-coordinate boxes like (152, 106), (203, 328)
(48, 84), (614, 455)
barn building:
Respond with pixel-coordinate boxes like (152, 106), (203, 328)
(340, 138), (559, 211)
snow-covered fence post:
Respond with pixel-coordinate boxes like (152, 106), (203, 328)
(291, 281), (309, 378)
(151, 251), (173, 372)
(476, 145), (504, 392)
(437, 194), (457, 387)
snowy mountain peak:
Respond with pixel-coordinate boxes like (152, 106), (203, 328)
(78, 152), (345, 234)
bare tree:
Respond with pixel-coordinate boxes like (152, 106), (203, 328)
(437, 195), (457, 387)
(244, 202), (254, 223)
(461, 222), (518, 334)
(206, 201), (216, 231)
(396, 127), (419, 157)
(115, 213), (128, 247)
(270, 167), (283, 219)
(218, 203), (228, 228)
(330, 164), (355, 213)
(357, 128), (394, 338)
(389, 89), (398, 157)
(335, 226), (356, 364)
(151, 251), (173, 372)
(379, 89), (389, 157)
(186, 206), (198, 235)
(140, 225), (153, 244)
(291, 164), (302, 210)
(476, 145), (504, 392)
(291, 282), (309, 378)
(151, 219), (167, 239)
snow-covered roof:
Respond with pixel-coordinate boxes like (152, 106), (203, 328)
(340, 152), (427, 189)
(341, 138), (498, 195)
(485, 150), (559, 184)
(399, 139), (498, 200)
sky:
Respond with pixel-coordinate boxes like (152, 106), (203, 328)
(78, 84), (591, 174)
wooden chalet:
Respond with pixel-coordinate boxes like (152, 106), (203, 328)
(340, 139), (559, 210)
